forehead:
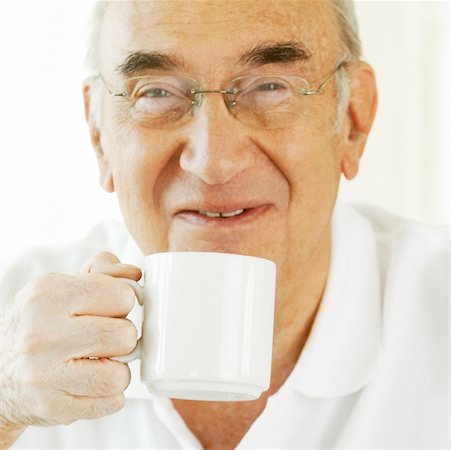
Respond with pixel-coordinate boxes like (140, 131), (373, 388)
(98, 0), (340, 76)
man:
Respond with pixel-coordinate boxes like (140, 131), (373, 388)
(0, 1), (447, 449)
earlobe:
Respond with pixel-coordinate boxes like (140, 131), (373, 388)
(99, 165), (115, 193)
(82, 79), (115, 193)
(340, 154), (359, 180)
(339, 62), (378, 180)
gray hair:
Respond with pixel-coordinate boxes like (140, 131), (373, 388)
(330, 0), (361, 128)
(85, 1), (108, 76)
(85, 0), (362, 130)
(331, 0), (361, 60)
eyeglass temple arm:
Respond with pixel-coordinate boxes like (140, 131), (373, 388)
(299, 60), (349, 96)
(92, 73), (127, 97)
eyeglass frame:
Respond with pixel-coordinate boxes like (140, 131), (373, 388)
(93, 57), (351, 128)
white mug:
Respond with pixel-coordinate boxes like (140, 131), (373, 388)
(114, 252), (276, 401)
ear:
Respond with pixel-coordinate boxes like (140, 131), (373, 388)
(82, 79), (115, 193)
(338, 62), (378, 180)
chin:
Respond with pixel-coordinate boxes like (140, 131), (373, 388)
(167, 237), (277, 263)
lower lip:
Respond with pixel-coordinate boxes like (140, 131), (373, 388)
(175, 205), (271, 227)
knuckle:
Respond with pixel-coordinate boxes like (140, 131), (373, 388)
(15, 317), (61, 357)
(86, 401), (102, 419)
(75, 272), (102, 298)
(20, 273), (73, 313)
(95, 364), (130, 395)
(87, 394), (124, 419)
(22, 274), (56, 305)
(20, 366), (39, 387)
(107, 394), (126, 413)
(94, 320), (137, 355)
(20, 364), (56, 394)
(120, 283), (136, 313)
(83, 252), (121, 274)
(97, 251), (120, 262)
(118, 321), (138, 354)
(91, 374), (116, 396)
(97, 319), (136, 352)
(98, 326), (116, 349)
(31, 272), (56, 290)
(30, 394), (76, 425)
(17, 329), (43, 357)
(34, 398), (57, 421)
(114, 363), (132, 391)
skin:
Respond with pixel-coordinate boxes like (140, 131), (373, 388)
(0, 254), (142, 449)
(81, 1), (377, 448)
(0, 2), (376, 449)
(86, 0), (376, 315)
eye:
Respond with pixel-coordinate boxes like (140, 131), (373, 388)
(141, 87), (173, 98)
(237, 77), (293, 107)
(130, 81), (191, 116)
(133, 83), (180, 100)
(256, 82), (287, 91)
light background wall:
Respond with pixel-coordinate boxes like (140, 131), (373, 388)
(0, 1), (449, 258)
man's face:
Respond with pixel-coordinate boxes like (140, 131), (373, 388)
(89, 0), (360, 287)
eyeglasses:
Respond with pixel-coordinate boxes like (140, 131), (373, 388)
(96, 60), (348, 130)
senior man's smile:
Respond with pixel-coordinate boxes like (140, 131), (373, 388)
(161, 178), (282, 254)
(173, 203), (272, 227)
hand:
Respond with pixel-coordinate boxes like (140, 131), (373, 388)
(0, 252), (142, 430)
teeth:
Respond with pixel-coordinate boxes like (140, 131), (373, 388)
(205, 211), (221, 218)
(220, 209), (244, 218)
(199, 209), (245, 218)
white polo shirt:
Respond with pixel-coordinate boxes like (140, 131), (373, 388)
(3, 200), (449, 449)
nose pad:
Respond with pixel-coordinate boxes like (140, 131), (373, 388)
(179, 95), (255, 185)
(191, 92), (203, 109)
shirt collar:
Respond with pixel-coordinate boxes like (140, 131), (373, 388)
(285, 199), (382, 398)
(121, 228), (146, 269)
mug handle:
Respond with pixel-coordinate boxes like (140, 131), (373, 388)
(110, 278), (145, 363)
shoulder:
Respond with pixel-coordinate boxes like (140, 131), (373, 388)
(1, 220), (131, 300)
(348, 202), (448, 358)
(349, 202), (447, 285)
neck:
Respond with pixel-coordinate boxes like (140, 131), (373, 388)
(171, 226), (332, 450)
(270, 225), (331, 381)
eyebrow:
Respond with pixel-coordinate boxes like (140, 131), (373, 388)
(116, 51), (187, 77)
(115, 41), (312, 78)
(239, 41), (312, 67)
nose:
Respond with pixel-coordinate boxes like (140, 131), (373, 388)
(179, 96), (255, 185)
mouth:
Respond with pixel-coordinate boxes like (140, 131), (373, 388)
(198, 208), (245, 218)
(174, 205), (270, 226)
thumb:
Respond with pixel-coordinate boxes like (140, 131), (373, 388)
(79, 251), (142, 281)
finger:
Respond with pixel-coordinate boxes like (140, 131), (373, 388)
(79, 251), (120, 274)
(37, 392), (126, 424)
(79, 252), (142, 281)
(57, 358), (131, 397)
(67, 273), (137, 317)
(67, 316), (138, 359)
(69, 394), (126, 421)
(14, 272), (136, 321)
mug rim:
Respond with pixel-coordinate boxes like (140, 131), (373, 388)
(144, 251), (276, 267)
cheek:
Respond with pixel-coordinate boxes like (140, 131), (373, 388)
(103, 118), (165, 195)
(102, 123), (177, 252)
(270, 120), (340, 197)
(273, 122), (340, 238)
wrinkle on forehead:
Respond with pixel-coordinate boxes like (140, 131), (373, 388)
(100, 0), (340, 76)
(123, 1), (310, 31)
